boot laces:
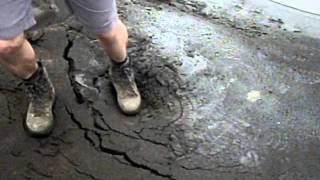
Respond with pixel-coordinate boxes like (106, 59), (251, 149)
(25, 78), (52, 116)
(113, 64), (138, 97)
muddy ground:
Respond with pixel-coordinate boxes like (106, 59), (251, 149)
(0, 0), (320, 179)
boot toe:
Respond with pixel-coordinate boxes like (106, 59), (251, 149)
(25, 114), (54, 136)
(118, 96), (141, 115)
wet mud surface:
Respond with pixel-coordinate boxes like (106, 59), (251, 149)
(0, 0), (320, 179)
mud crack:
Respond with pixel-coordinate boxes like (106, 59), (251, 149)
(65, 105), (175, 180)
(74, 168), (100, 180)
(63, 35), (85, 104)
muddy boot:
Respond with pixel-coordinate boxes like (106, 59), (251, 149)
(23, 61), (55, 136)
(109, 57), (141, 115)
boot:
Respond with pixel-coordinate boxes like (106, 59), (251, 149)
(23, 61), (55, 136)
(109, 57), (141, 115)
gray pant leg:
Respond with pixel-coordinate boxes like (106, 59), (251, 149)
(66, 0), (118, 33)
(0, 0), (35, 39)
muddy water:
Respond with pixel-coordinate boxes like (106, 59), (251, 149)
(123, 0), (320, 176)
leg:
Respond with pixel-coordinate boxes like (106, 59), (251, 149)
(67, 0), (141, 114)
(65, 0), (126, 61)
(0, 0), (55, 136)
(96, 19), (128, 63)
(98, 20), (141, 114)
(0, 33), (38, 79)
(0, 0), (37, 79)
(98, 20), (142, 114)
(0, 34), (55, 136)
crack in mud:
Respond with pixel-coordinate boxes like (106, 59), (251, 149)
(65, 105), (175, 180)
(64, 106), (98, 147)
(74, 168), (100, 180)
(63, 36), (85, 104)
(90, 106), (140, 140)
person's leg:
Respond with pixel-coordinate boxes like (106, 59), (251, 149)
(97, 19), (141, 115)
(0, 33), (38, 79)
(67, 0), (141, 114)
(96, 19), (128, 63)
(0, 0), (55, 136)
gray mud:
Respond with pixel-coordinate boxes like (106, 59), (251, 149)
(0, 0), (320, 179)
